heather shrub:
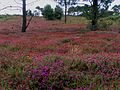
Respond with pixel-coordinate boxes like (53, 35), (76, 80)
(1, 54), (120, 89)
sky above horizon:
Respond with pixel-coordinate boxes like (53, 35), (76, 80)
(0, 0), (120, 15)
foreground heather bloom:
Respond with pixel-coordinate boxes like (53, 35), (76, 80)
(41, 66), (50, 77)
(76, 87), (89, 90)
(31, 69), (40, 79)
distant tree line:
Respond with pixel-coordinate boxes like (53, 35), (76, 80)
(1, 0), (118, 32)
(67, 4), (119, 17)
(54, 0), (79, 23)
(26, 5), (63, 20)
(37, 5), (63, 20)
(20, 0), (119, 32)
(112, 5), (120, 15)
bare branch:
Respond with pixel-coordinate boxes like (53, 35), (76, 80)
(26, 0), (40, 5)
(0, 6), (22, 11)
(14, 0), (22, 5)
(14, 0), (40, 5)
(26, 15), (34, 30)
(89, 0), (93, 5)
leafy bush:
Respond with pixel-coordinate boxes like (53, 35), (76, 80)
(42, 5), (54, 20)
(54, 5), (63, 20)
(106, 15), (120, 21)
(0, 15), (12, 21)
(42, 5), (63, 20)
(98, 18), (113, 30)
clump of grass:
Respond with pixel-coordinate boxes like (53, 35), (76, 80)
(98, 18), (113, 30)
(82, 47), (99, 54)
(0, 44), (20, 52)
(62, 16), (88, 24)
(61, 38), (71, 43)
(69, 61), (88, 71)
(78, 29), (91, 34)
(0, 15), (13, 21)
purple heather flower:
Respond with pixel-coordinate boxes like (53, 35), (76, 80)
(41, 66), (50, 77)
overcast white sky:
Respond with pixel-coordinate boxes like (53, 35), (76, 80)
(0, 0), (120, 15)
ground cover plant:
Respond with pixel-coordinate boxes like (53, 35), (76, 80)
(0, 16), (120, 90)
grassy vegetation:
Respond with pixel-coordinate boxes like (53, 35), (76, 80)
(0, 15), (120, 89)
(0, 15), (14, 21)
(98, 15), (120, 31)
(61, 15), (120, 32)
(62, 16), (88, 24)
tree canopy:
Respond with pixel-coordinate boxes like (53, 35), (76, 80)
(112, 5), (120, 14)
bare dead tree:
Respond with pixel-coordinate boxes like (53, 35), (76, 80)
(0, 0), (35, 32)
(22, 0), (27, 32)
(54, 0), (79, 23)
(22, 0), (39, 32)
(64, 0), (67, 23)
(92, 0), (98, 31)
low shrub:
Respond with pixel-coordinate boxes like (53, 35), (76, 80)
(98, 18), (113, 30)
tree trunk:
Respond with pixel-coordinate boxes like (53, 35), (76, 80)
(92, 0), (98, 31)
(64, 0), (67, 23)
(22, 0), (26, 32)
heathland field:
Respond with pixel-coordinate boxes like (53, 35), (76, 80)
(0, 16), (120, 90)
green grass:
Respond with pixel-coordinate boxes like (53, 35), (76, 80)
(0, 44), (20, 52)
(0, 15), (13, 21)
(62, 16), (88, 24)
(61, 15), (120, 31)
(98, 15), (120, 31)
